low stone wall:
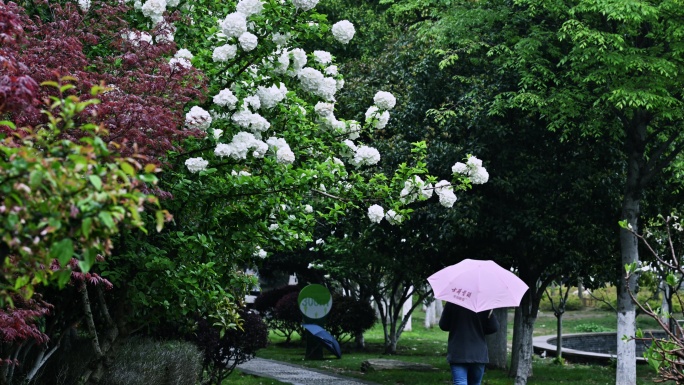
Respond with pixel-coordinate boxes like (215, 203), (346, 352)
(532, 331), (667, 365)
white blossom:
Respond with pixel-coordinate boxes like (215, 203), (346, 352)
(213, 129), (223, 140)
(169, 57), (191, 70)
(175, 48), (194, 60)
(78, 0), (91, 12)
(185, 106), (212, 130)
(141, 0), (166, 23)
(257, 83), (288, 109)
(434, 180), (457, 208)
(290, 49), (308, 73)
(452, 156), (489, 184)
(239, 32), (258, 51)
(315, 102), (335, 118)
(331, 20), (355, 44)
(213, 44), (238, 62)
(365, 106), (390, 129)
(385, 210), (403, 225)
(236, 0), (264, 16)
(313, 50), (332, 64)
(254, 246), (267, 259)
(367, 204), (384, 224)
(325, 65), (338, 76)
(125, 31), (153, 46)
(304, 204), (313, 213)
(297, 67), (324, 93)
(213, 88), (238, 109)
(292, 0), (319, 11)
(374, 91), (396, 110)
(269, 223), (279, 231)
(221, 12), (248, 38)
(352, 145), (380, 167)
(185, 157), (208, 173)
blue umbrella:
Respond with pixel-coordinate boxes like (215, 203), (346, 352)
(302, 324), (342, 358)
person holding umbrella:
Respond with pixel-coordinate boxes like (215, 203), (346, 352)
(439, 303), (499, 385)
(428, 259), (529, 385)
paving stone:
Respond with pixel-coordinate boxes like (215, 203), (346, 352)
(238, 357), (379, 385)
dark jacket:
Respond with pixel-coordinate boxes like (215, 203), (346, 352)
(438, 302), (499, 364)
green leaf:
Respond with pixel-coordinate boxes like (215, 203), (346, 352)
(156, 210), (165, 232)
(98, 211), (115, 229)
(82, 217), (93, 239)
(50, 238), (74, 265)
(88, 175), (102, 191)
(120, 161), (135, 176)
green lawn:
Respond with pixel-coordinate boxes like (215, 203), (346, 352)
(234, 307), (672, 385)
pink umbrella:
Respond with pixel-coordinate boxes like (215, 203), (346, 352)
(427, 259), (529, 312)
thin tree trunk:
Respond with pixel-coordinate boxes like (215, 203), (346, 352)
(513, 314), (536, 385)
(486, 308), (508, 370)
(555, 312), (563, 360)
(616, 190), (640, 385)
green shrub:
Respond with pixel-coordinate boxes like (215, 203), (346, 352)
(101, 338), (202, 385)
(574, 322), (612, 333)
(254, 285), (303, 342)
(539, 294), (584, 312)
(326, 295), (376, 343)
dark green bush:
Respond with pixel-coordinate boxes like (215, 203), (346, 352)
(193, 308), (269, 385)
(101, 338), (202, 385)
(254, 285), (302, 342)
(326, 294), (376, 343)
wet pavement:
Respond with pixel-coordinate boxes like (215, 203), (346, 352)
(237, 357), (379, 385)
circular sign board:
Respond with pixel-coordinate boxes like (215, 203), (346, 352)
(298, 284), (332, 320)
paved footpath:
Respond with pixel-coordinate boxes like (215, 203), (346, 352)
(237, 357), (380, 385)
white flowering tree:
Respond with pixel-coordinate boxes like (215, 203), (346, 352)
(159, 0), (488, 259)
(108, 0), (489, 340)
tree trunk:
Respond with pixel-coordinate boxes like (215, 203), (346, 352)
(555, 312), (563, 360)
(509, 307), (522, 377)
(617, 216), (638, 385)
(486, 308), (508, 370)
(512, 313), (536, 385)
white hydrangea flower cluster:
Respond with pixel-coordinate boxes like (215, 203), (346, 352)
(221, 12), (248, 38)
(399, 175), (433, 204)
(351, 146), (381, 167)
(78, 0), (91, 12)
(367, 204), (384, 224)
(215, 132), (268, 159)
(254, 246), (267, 259)
(124, 31), (153, 47)
(313, 50), (332, 65)
(238, 32), (258, 51)
(292, 0), (319, 11)
(213, 88), (239, 109)
(297, 67), (337, 101)
(434, 180), (457, 208)
(185, 106), (212, 130)
(236, 0), (264, 16)
(257, 83), (288, 109)
(141, 0), (167, 24)
(331, 20), (355, 44)
(374, 91), (396, 110)
(169, 48), (193, 70)
(339, 140), (380, 167)
(185, 157), (208, 173)
(266, 137), (296, 164)
(452, 156), (489, 184)
(213, 44), (238, 62)
(365, 106), (390, 129)
(385, 209), (403, 225)
(231, 109), (271, 135)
